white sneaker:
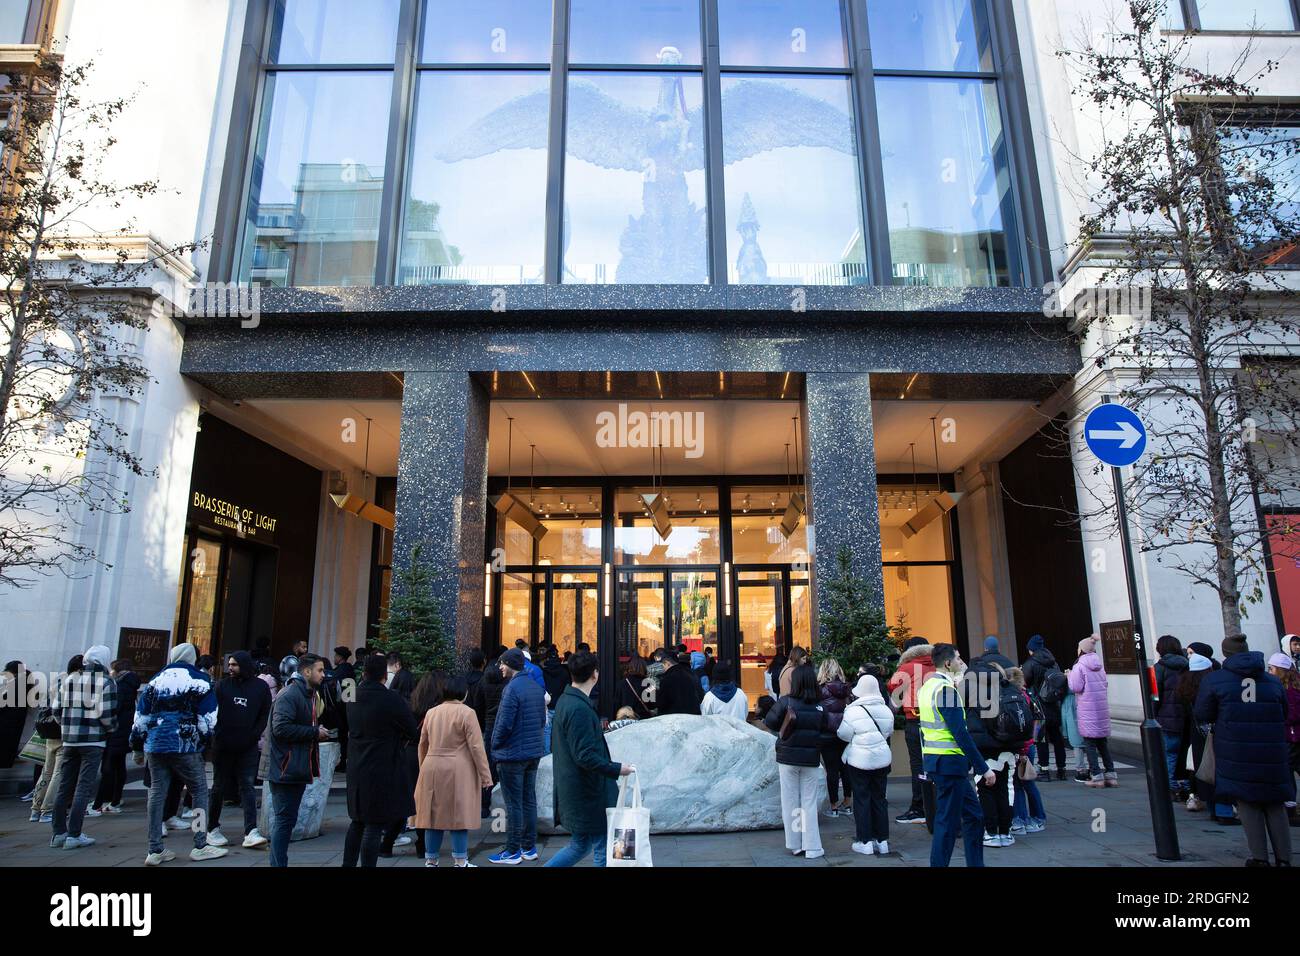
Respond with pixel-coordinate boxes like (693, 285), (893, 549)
(49, 833), (67, 848)
(851, 841), (875, 855)
(983, 831), (1001, 847)
(180, 808), (198, 819)
(29, 810), (40, 823)
(1000, 833), (1016, 847)
(242, 828), (269, 848)
(874, 840), (890, 854)
(164, 816), (188, 830)
(190, 845), (229, 862)
(393, 834), (414, 848)
(206, 828), (230, 847)
(453, 860), (476, 868)
(803, 849), (825, 859)
(83, 807), (102, 818)
(63, 835), (96, 850)
(144, 850), (176, 866)
(102, 803), (124, 814)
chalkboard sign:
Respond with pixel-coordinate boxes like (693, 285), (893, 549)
(1098, 619), (1140, 675)
(116, 627), (171, 680)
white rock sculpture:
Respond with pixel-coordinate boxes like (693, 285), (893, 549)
(493, 714), (814, 833)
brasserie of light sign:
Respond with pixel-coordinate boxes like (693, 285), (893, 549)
(191, 491), (279, 538)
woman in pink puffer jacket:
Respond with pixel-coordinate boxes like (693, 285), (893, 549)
(1067, 635), (1117, 788)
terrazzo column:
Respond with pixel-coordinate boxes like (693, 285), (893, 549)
(393, 372), (490, 659)
(803, 373), (884, 641)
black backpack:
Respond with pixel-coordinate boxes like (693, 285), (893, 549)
(979, 665), (1035, 747)
(1039, 668), (1069, 705)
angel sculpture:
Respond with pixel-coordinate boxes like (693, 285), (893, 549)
(433, 46), (855, 283)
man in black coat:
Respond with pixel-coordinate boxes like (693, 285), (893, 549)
(207, 650), (271, 849)
(655, 652), (700, 717)
(386, 651), (415, 702)
(332, 647), (356, 686)
(268, 654), (329, 867)
(343, 654), (419, 867)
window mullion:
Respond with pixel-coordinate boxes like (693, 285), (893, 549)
(847, 0), (892, 285)
(543, 0), (571, 284)
(702, 0), (727, 284)
(374, 0), (420, 286)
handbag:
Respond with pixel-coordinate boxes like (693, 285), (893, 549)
(1016, 755), (1038, 781)
(778, 701), (799, 741)
(606, 772), (653, 868)
(1195, 729), (1216, 784)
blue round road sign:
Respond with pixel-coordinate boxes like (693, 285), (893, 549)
(1084, 404), (1147, 467)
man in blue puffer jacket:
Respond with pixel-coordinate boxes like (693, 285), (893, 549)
(130, 643), (226, 865)
(489, 648), (546, 865)
(1194, 635), (1294, 866)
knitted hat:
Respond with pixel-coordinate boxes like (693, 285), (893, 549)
(500, 648), (526, 671)
(1221, 635), (1249, 658)
(168, 642), (197, 666)
(1027, 634), (1045, 652)
(1077, 635), (1097, 656)
(1188, 653), (1212, 672)
(983, 636), (1001, 652)
(1187, 642), (1214, 659)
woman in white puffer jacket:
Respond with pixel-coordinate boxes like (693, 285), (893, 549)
(837, 674), (895, 856)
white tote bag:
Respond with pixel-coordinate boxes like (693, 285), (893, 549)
(606, 773), (653, 868)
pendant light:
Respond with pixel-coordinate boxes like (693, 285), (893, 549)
(642, 433), (673, 539)
(900, 414), (963, 539)
(331, 416), (396, 530)
(780, 415), (807, 539)
(492, 414), (547, 541)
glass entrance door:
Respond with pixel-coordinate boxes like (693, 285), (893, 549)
(549, 572), (599, 657)
(670, 569), (719, 657)
(615, 570), (666, 663)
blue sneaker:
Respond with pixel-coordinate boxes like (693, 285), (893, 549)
(520, 846), (538, 861)
(488, 849), (522, 866)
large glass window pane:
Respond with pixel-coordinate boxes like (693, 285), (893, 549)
(551, 572), (599, 656)
(563, 73), (708, 283)
(421, 0), (553, 63)
(730, 486), (809, 561)
(876, 76), (1017, 286)
(617, 571), (666, 660)
(0, 1), (30, 44)
(240, 72), (391, 287)
(568, 0), (701, 64)
(721, 75), (865, 284)
(1195, 0), (1295, 30)
(879, 486), (954, 562)
(883, 564), (954, 643)
(1162, 0), (1186, 29)
(500, 571), (538, 646)
(717, 0), (847, 67)
(1217, 124), (1300, 254)
(614, 486), (720, 563)
(401, 72), (549, 284)
(268, 0), (400, 64)
(867, 0), (992, 72)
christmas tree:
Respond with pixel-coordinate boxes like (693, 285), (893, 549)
(813, 546), (895, 676)
(374, 544), (455, 674)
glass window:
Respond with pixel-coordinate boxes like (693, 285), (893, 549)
(867, 0), (992, 72)
(500, 571), (539, 645)
(730, 486), (809, 561)
(421, 0), (553, 63)
(876, 76), (1017, 286)
(1162, 0), (1187, 29)
(497, 486), (602, 564)
(240, 72), (392, 287)
(1195, 0), (1296, 30)
(1216, 124), (1300, 253)
(883, 564), (954, 643)
(613, 486), (720, 564)
(400, 72), (549, 284)
(879, 487), (954, 562)
(717, 0), (847, 67)
(568, 0), (701, 65)
(267, 0), (400, 64)
(0, 1), (31, 44)
(721, 75), (865, 284)
(562, 72), (708, 283)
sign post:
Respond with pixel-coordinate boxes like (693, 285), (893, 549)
(1084, 398), (1180, 861)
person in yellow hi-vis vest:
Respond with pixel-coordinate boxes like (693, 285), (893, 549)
(920, 644), (997, 867)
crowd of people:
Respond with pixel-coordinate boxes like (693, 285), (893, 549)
(2, 628), (1295, 868)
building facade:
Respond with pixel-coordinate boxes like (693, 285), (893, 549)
(3, 0), (1298, 736)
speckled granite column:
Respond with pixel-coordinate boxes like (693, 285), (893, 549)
(803, 373), (883, 641)
(393, 372), (489, 659)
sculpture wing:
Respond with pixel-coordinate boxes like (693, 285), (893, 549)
(562, 79), (651, 171)
(716, 78), (855, 163)
(431, 88), (552, 162)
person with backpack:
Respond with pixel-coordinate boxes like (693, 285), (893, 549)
(1008, 667), (1047, 834)
(1022, 634), (1069, 780)
(1153, 635), (1191, 800)
(964, 649), (1033, 847)
(1068, 635), (1117, 788)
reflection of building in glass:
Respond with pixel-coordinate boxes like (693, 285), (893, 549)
(250, 162), (384, 287)
(889, 227), (1009, 287)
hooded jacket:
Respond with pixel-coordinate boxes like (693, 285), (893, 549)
(888, 643), (935, 719)
(1067, 652), (1111, 739)
(837, 677), (894, 771)
(1154, 652), (1190, 735)
(268, 672), (320, 783)
(214, 650), (272, 752)
(58, 646), (118, 747)
(541, 656), (571, 710)
(763, 695), (826, 767)
(655, 661), (701, 716)
(700, 682), (749, 719)
(1194, 651), (1294, 804)
(131, 660), (217, 754)
(1021, 648), (1061, 697)
(490, 669), (547, 763)
(818, 679), (852, 734)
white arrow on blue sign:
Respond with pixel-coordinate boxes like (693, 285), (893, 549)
(1084, 403), (1147, 467)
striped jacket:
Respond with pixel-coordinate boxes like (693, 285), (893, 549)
(57, 664), (118, 746)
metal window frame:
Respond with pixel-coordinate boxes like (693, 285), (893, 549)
(1180, 0), (1300, 32)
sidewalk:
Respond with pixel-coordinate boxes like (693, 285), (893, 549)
(0, 764), (1263, 867)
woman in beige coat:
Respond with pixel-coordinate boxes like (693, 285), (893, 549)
(413, 674), (492, 867)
